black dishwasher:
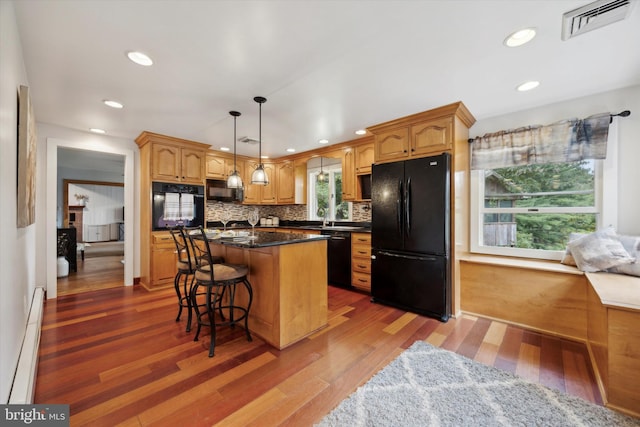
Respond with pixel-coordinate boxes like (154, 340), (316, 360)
(321, 230), (352, 288)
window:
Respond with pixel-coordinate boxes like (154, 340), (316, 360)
(308, 163), (351, 221)
(471, 155), (617, 260)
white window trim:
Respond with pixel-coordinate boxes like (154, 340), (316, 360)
(470, 122), (618, 261)
(307, 164), (352, 221)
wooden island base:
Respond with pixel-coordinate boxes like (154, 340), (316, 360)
(208, 238), (328, 350)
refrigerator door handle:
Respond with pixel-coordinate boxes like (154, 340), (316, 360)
(378, 250), (438, 262)
(405, 177), (411, 234)
(397, 179), (403, 234)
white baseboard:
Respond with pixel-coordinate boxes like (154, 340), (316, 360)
(9, 287), (44, 404)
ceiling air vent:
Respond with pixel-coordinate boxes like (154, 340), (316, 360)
(238, 136), (259, 145)
(562, 0), (634, 40)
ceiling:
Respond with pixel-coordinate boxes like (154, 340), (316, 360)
(13, 0), (640, 162)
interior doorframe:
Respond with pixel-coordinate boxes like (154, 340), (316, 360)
(46, 138), (135, 299)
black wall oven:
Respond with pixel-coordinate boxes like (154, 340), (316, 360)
(152, 182), (205, 231)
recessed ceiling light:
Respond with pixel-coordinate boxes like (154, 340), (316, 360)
(90, 128), (106, 134)
(355, 129), (367, 135)
(504, 28), (537, 47)
(286, 148), (296, 153)
(516, 80), (540, 92)
(318, 139), (329, 144)
(127, 51), (153, 66)
(103, 100), (123, 109)
(220, 147), (230, 151)
(261, 155), (269, 159)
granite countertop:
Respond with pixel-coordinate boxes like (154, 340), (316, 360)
(206, 221), (371, 233)
(201, 230), (329, 248)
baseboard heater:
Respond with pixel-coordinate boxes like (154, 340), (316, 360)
(9, 287), (44, 404)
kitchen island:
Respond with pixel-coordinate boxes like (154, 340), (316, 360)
(202, 231), (329, 349)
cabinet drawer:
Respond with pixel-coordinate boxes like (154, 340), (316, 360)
(352, 259), (371, 274)
(352, 244), (371, 259)
(352, 271), (371, 291)
(352, 233), (371, 244)
(153, 233), (174, 247)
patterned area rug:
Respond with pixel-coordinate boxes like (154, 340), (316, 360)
(317, 341), (639, 427)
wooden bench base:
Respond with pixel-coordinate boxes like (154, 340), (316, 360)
(460, 256), (640, 418)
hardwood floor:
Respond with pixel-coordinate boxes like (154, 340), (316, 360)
(56, 254), (124, 296)
(36, 283), (603, 426)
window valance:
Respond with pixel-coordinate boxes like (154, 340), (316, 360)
(470, 112), (613, 170)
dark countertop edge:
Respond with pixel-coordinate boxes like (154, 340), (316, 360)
(206, 221), (371, 233)
(211, 233), (329, 249)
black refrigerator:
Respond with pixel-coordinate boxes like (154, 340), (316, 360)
(371, 153), (450, 321)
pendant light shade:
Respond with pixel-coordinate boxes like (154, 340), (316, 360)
(317, 157), (329, 182)
(251, 96), (269, 185)
(227, 111), (243, 189)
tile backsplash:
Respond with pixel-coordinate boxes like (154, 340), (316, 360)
(206, 201), (371, 224)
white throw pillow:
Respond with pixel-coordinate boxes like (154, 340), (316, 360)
(567, 228), (635, 272)
(561, 232), (586, 267)
(608, 234), (640, 277)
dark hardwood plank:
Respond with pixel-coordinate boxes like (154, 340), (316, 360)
(35, 284), (605, 426)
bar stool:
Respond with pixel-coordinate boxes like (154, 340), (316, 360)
(187, 226), (253, 357)
(170, 227), (198, 331)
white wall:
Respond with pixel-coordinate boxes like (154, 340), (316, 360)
(470, 85), (640, 236)
(0, 0), (36, 404)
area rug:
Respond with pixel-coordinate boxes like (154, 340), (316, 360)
(81, 241), (124, 258)
(317, 341), (639, 427)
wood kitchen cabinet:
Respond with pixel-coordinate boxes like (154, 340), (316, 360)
(374, 127), (410, 163)
(136, 131), (211, 291)
(206, 152), (245, 181)
(205, 153), (227, 179)
(351, 232), (371, 292)
(276, 161), (295, 204)
(243, 160), (277, 204)
(151, 142), (205, 184)
(151, 232), (177, 288)
(294, 158), (308, 205)
(355, 141), (374, 175)
(370, 107), (461, 164)
(342, 148), (356, 201)
(411, 117), (453, 157)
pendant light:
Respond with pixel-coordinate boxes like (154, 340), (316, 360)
(317, 157), (328, 182)
(250, 96), (269, 185)
(226, 111), (243, 189)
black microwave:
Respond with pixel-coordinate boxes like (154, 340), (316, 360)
(206, 179), (243, 202)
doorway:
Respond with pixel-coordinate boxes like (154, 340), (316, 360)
(58, 178), (125, 296)
(46, 138), (135, 299)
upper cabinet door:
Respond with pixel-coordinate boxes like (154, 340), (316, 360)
(206, 154), (227, 179)
(180, 148), (205, 184)
(374, 128), (409, 163)
(151, 143), (204, 184)
(276, 161), (295, 204)
(411, 117), (453, 157)
(342, 149), (356, 201)
(355, 142), (374, 175)
(261, 163), (278, 204)
(152, 143), (181, 182)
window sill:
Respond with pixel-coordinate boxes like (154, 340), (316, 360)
(459, 254), (584, 276)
